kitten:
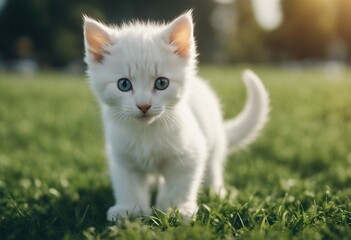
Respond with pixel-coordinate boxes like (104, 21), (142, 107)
(83, 11), (269, 221)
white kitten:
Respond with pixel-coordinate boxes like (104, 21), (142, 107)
(83, 11), (269, 221)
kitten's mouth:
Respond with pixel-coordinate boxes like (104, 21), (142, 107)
(134, 109), (164, 123)
(138, 115), (151, 119)
(135, 112), (162, 124)
(136, 114), (155, 122)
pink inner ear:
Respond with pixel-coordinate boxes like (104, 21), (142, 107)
(170, 20), (192, 58)
(85, 22), (110, 63)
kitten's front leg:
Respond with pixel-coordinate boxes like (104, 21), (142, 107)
(156, 155), (205, 220)
(107, 160), (151, 221)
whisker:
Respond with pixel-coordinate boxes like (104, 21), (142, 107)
(161, 115), (172, 132)
(163, 111), (181, 129)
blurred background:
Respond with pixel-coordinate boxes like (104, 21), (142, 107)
(0, 0), (350, 73)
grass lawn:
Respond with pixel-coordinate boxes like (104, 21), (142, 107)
(0, 66), (350, 239)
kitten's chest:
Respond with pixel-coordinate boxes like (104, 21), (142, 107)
(110, 125), (181, 172)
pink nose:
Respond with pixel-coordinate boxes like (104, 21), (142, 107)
(137, 104), (151, 114)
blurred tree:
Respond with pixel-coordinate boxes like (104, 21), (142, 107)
(0, 0), (106, 67)
(266, 0), (338, 61)
(0, 0), (350, 66)
(0, 0), (216, 67)
(225, 0), (268, 63)
(0, 0), (40, 60)
(336, 0), (351, 62)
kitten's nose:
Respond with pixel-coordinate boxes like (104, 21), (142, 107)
(137, 104), (151, 114)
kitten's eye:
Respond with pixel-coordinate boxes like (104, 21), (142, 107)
(117, 78), (133, 92)
(154, 77), (169, 91)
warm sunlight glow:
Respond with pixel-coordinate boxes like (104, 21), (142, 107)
(251, 0), (283, 31)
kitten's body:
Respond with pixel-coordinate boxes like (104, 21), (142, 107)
(83, 11), (269, 221)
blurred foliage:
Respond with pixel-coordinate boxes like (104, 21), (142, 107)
(0, 0), (216, 67)
(227, 0), (351, 63)
(225, 0), (268, 63)
(265, 0), (348, 61)
(0, 0), (350, 67)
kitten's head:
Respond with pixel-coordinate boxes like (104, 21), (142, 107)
(83, 11), (197, 124)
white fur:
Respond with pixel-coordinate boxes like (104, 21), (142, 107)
(83, 12), (270, 221)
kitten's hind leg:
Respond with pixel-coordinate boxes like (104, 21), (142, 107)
(205, 161), (227, 199)
(205, 142), (228, 199)
(205, 162), (239, 200)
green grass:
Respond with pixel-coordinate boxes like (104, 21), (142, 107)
(0, 66), (351, 239)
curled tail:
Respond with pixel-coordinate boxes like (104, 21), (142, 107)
(225, 70), (270, 153)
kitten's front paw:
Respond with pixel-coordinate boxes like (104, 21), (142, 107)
(177, 202), (198, 222)
(107, 205), (151, 221)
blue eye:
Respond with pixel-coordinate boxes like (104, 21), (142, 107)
(155, 77), (169, 90)
(117, 78), (133, 92)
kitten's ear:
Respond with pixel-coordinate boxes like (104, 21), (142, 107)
(165, 11), (194, 58)
(83, 16), (111, 63)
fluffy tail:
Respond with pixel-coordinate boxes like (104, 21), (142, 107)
(225, 70), (270, 153)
